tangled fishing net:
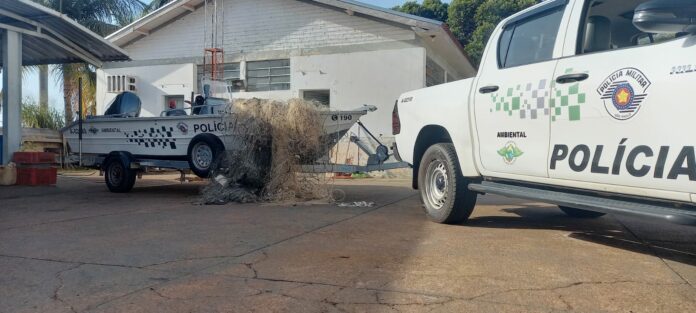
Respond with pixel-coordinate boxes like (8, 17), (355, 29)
(201, 98), (335, 204)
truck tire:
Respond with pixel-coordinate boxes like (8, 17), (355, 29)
(103, 156), (136, 193)
(558, 206), (606, 218)
(187, 135), (224, 178)
(418, 143), (477, 224)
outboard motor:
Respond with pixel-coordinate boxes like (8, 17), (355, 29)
(102, 92), (142, 118)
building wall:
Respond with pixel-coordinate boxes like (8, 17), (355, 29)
(232, 47), (425, 137)
(124, 0), (415, 60)
(96, 64), (197, 117)
(101, 0), (469, 141)
(290, 47), (425, 137)
(98, 47), (424, 137)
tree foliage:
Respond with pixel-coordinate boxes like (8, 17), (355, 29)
(394, 0), (540, 67)
(36, 0), (144, 34)
(144, 0), (174, 14)
(31, 0), (146, 123)
(447, 0), (483, 47)
(393, 0), (449, 22)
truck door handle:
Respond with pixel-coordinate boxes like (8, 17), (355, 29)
(479, 85), (499, 94)
(556, 73), (589, 84)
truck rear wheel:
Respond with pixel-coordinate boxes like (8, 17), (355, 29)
(104, 156), (136, 193)
(559, 206), (606, 218)
(418, 143), (477, 224)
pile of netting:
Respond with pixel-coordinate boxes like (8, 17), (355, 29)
(201, 98), (334, 204)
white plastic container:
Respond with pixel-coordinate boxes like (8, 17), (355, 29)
(0, 162), (17, 186)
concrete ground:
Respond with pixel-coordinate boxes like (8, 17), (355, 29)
(1, 174), (695, 313)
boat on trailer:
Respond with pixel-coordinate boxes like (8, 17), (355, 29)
(61, 91), (380, 192)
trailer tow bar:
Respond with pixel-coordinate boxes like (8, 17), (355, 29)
(300, 120), (409, 174)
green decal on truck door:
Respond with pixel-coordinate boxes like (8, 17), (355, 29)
(490, 80), (550, 119)
(490, 69), (587, 122)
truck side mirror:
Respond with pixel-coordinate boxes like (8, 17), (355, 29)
(633, 0), (696, 34)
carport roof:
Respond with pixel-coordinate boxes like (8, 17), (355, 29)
(0, 0), (130, 67)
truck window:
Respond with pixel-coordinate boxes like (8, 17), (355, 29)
(578, 0), (684, 54)
(498, 7), (565, 68)
(497, 27), (514, 68)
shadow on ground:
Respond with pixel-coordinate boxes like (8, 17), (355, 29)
(465, 205), (696, 267)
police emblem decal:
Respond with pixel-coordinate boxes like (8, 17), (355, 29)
(177, 122), (189, 134)
(597, 68), (650, 120)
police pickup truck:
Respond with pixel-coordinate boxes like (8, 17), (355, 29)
(393, 0), (696, 224)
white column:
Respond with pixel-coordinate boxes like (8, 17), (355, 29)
(2, 30), (22, 165)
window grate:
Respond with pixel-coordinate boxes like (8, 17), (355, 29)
(246, 59), (291, 92)
(197, 62), (241, 92)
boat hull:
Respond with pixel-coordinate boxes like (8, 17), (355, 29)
(62, 111), (367, 157)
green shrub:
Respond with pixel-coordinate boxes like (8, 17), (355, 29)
(21, 99), (65, 130)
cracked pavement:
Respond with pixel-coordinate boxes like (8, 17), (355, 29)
(1, 175), (695, 312)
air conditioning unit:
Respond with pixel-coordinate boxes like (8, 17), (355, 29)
(107, 75), (137, 93)
(227, 78), (245, 93)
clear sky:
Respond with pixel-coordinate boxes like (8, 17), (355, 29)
(10, 0), (450, 114)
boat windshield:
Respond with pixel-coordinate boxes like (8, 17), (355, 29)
(104, 92), (141, 117)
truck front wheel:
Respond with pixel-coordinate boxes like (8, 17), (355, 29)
(418, 143), (477, 224)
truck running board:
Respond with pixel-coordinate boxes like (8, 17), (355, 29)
(467, 181), (696, 225)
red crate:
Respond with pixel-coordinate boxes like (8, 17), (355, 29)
(16, 167), (57, 186)
(12, 152), (56, 165)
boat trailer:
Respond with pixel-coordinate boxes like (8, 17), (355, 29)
(68, 120), (409, 180)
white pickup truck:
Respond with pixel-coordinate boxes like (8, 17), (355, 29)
(393, 0), (696, 225)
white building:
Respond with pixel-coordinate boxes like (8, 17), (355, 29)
(99, 0), (476, 138)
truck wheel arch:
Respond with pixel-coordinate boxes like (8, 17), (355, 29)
(412, 125), (453, 190)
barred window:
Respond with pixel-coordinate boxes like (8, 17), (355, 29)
(246, 59), (291, 92)
(426, 57), (445, 87)
(302, 90), (330, 107)
(197, 62), (241, 92)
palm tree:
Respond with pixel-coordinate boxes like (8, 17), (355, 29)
(144, 0), (174, 13)
(32, 0), (146, 123)
(38, 65), (48, 109)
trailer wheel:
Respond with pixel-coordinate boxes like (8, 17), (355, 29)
(104, 156), (136, 193)
(188, 135), (224, 178)
(418, 143), (477, 224)
(559, 206), (606, 218)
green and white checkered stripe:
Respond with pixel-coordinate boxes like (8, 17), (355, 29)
(489, 68), (586, 122)
(490, 79), (550, 119)
(550, 68), (586, 122)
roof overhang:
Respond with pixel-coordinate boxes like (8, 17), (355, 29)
(106, 0), (475, 75)
(0, 0), (130, 67)
(311, 0), (476, 75)
(107, 0), (206, 47)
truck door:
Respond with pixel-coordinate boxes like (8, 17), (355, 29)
(550, 0), (696, 196)
(474, 0), (570, 178)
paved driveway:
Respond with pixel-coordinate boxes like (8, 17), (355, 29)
(1, 175), (694, 312)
